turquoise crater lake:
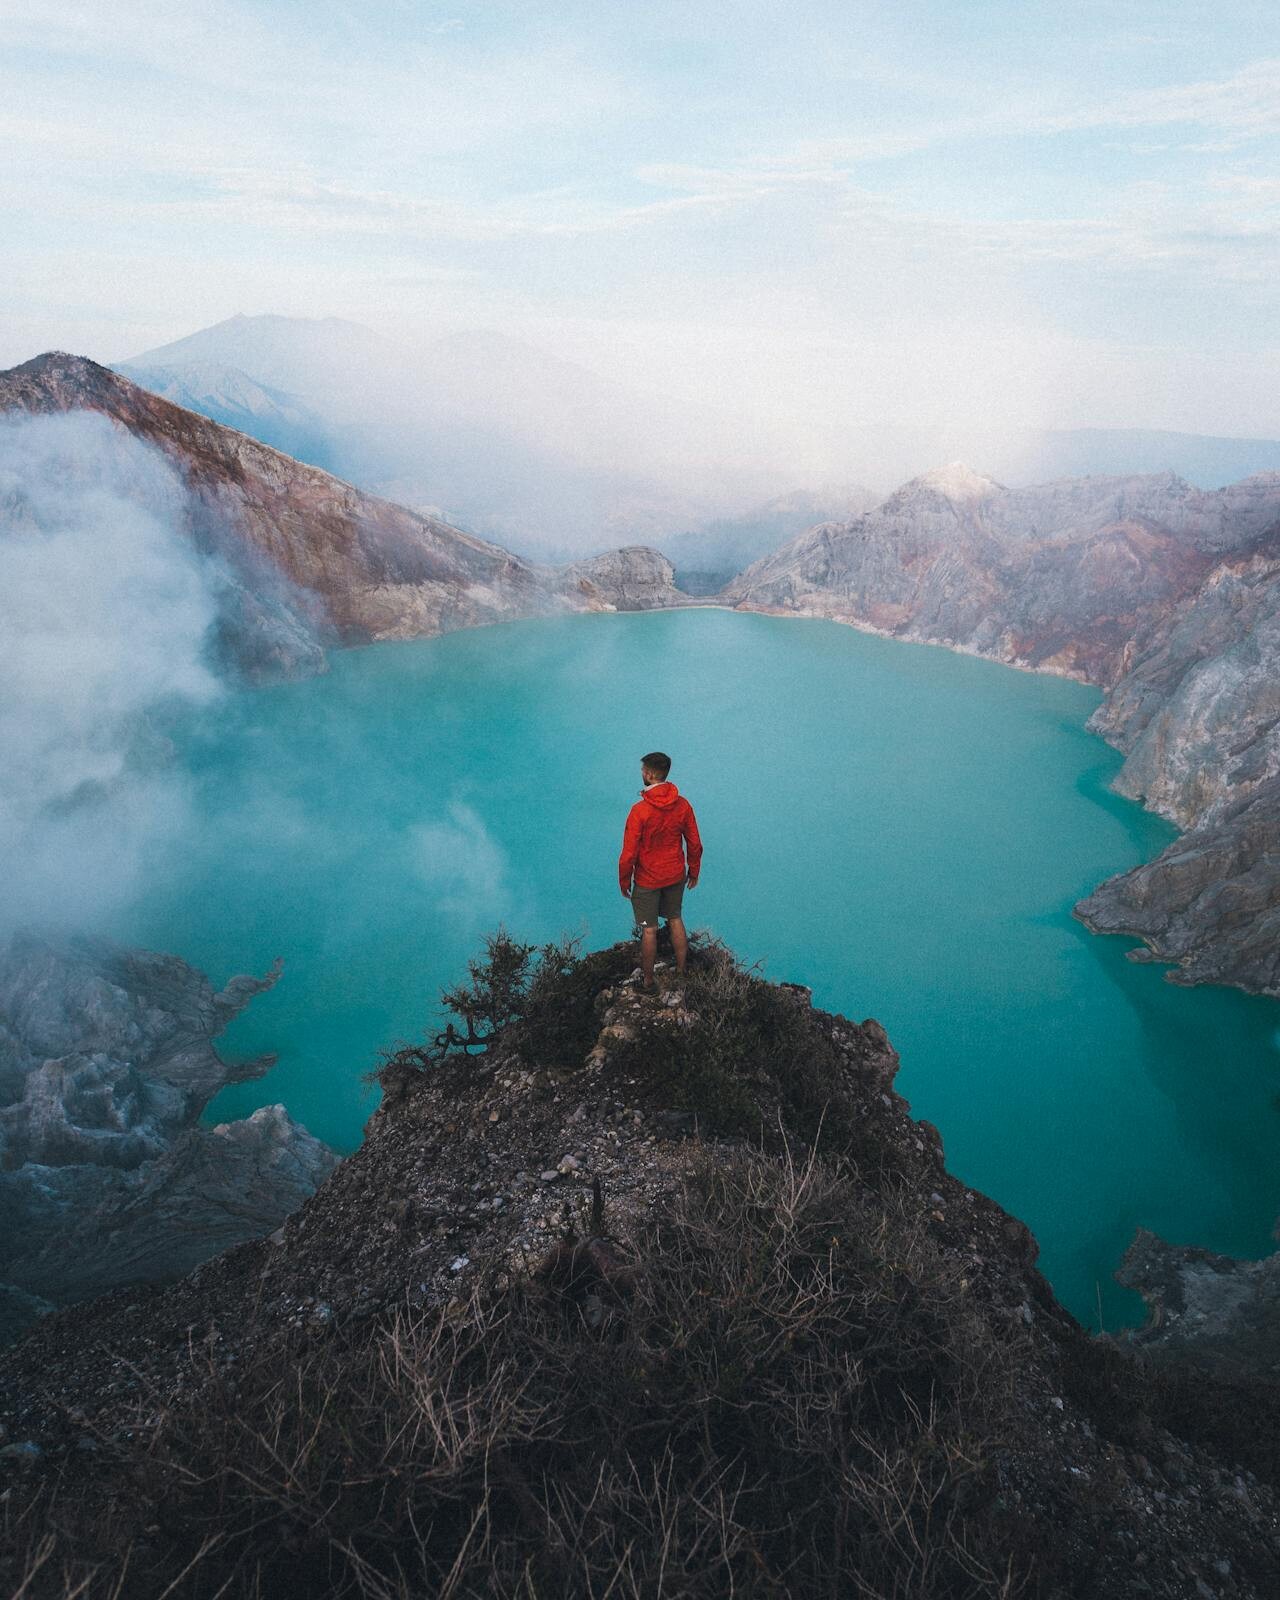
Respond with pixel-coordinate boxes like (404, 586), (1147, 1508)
(114, 608), (1280, 1329)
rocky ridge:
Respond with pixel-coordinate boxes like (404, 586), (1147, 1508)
(726, 463), (1280, 998)
(114, 359), (332, 468)
(0, 352), (693, 682)
(0, 931), (338, 1343)
(1, 936), (1278, 1598)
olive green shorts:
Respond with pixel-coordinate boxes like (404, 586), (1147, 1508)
(630, 878), (686, 928)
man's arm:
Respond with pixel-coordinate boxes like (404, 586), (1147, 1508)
(682, 801), (703, 887)
(619, 804), (643, 896)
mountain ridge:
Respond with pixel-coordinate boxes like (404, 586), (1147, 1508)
(0, 351), (693, 680)
(116, 314), (1280, 557)
(118, 314), (791, 554)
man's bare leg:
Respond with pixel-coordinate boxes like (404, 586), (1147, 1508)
(668, 917), (688, 974)
(640, 925), (658, 988)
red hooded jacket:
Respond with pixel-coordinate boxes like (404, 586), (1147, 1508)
(619, 781), (703, 892)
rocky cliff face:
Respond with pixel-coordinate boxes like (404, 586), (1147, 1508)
(1075, 772), (1280, 993)
(0, 932), (338, 1342)
(726, 463), (1279, 682)
(2, 937), (1278, 1598)
(1073, 545), (1280, 992)
(0, 353), (689, 683)
(727, 463), (1280, 997)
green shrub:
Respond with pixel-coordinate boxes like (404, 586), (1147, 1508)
(372, 929), (608, 1089)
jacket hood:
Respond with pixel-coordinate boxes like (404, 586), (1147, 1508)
(640, 781), (680, 809)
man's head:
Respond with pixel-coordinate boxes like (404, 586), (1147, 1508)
(641, 750), (671, 785)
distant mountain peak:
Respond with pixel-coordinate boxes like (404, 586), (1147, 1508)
(910, 461), (1004, 501)
(188, 311), (374, 336)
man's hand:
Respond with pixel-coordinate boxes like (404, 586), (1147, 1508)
(686, 875), (699, 890)
(621, 886), (632, 899)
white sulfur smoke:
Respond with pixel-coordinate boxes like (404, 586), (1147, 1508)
(0, 411), (226, 935)
(407, 800), (511, 928)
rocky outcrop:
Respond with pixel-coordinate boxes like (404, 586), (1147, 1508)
(3, 937), (1279, 1598)
(0, 931), (338, 1341)
(1118, 1226), (1280, 1383)
(558, 545), (689, 610)
(1076, 773), (1280, 993)
(727, 462), (1280, 996)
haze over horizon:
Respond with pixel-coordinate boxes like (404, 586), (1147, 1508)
(6, 0), (1280, 462)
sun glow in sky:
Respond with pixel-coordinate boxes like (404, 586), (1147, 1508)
(5, 0), (1280, 437)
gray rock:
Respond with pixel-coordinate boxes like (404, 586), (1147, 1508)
(1076, 774), (1280, 996)
(1117, 1226), (1280, 1382)
(727, 462), (1280, 996)
(0, 1438), (42, 1463)
(1075, 553), (1280, 994)
(0, 931), (339, 1336)
(557, 546), (689, 612)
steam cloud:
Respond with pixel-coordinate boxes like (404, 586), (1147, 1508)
(408, 800), (511, 928)
(0, 411), (226, 936)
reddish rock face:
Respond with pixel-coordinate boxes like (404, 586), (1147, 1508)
(0, 352), (558, 657)
(0, 352), (698, 677)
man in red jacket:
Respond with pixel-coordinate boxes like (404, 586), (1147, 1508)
(619, 750), (703, 993)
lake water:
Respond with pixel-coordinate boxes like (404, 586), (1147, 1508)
(114, 608), (1280, 1329)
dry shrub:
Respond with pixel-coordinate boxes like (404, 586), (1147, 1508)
(5, 1143), (1030, 1600)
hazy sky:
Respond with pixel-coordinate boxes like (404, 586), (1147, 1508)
(5, 1), (1280, 437)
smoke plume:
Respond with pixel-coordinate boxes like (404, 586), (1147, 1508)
(0, 411), (226, 935)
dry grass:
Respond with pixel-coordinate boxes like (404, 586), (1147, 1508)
(4, 1141), (1032, 1600)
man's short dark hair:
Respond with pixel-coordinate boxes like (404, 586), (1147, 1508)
(642, 751), (671, 778)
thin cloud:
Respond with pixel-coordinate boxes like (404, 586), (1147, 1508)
(1034, 56), (1280, 144)
(139, 171), (736, 243)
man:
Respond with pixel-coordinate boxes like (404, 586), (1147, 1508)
(618, 750), (703, 993)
